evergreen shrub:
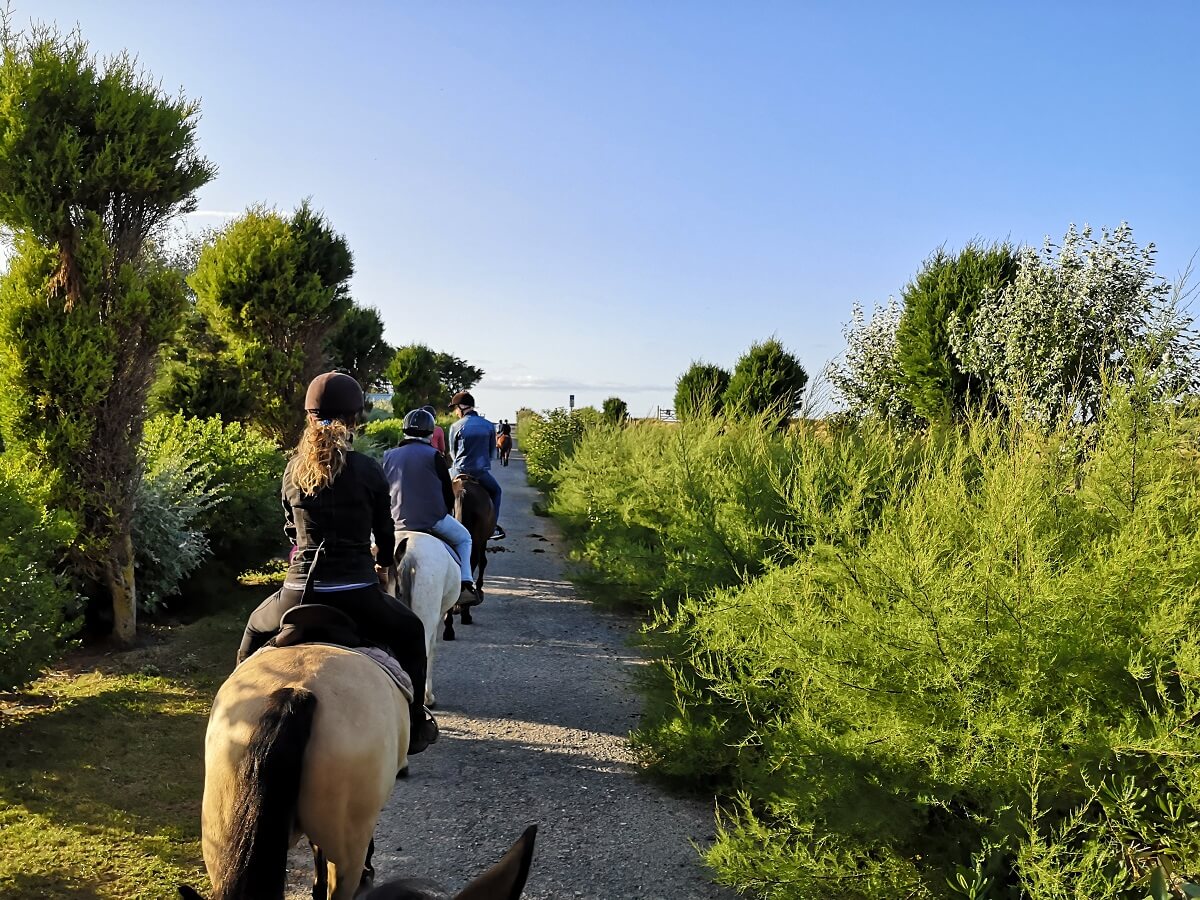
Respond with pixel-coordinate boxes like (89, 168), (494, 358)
(0, 452), (77, 689)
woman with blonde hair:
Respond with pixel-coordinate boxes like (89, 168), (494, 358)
(237, 371), (439, 754)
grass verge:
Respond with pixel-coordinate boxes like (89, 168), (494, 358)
(0, 584), (264, 899)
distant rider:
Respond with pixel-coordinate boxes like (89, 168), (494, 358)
(422, 404), (448, 460)
(381, 408), (480, 607)
(236, 372), (440, 754)
(447, 390), (505, 539)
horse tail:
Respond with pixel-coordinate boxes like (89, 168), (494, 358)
(395, 538), (415, 609)
(217, 687), (317, 899)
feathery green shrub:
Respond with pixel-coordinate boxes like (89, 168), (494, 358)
(551, 387), (1200, 898)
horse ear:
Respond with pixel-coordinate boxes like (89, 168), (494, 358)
(178, 887), (206, 900)
(453, 825), (538, 900)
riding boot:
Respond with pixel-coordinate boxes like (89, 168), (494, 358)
(408, 702), (439, 754)
(458, 581), (481, 607)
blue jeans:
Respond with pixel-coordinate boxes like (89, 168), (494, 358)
(472, 470), (502, 522)
(425, 515), (474, 583)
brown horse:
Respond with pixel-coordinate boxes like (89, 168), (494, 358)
(182, 644), (408, 899)
(361, 825), (536, 899)
(496, 432), (512, 466)
(451, 475), (495, 627)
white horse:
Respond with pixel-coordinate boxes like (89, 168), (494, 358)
(389, 531), (462, 708)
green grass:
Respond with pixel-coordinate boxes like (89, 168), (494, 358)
(0, 585), (262, 899)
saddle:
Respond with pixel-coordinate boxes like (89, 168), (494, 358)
(266, 604), (414, 702)
(272, 603), (367, 651)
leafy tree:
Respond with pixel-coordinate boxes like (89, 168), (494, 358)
(190, 201), (353, 444)
(723, 338), (809, 424)
(674, 361), (731, 420)
(386, 343), (483, 414)
(829, 299), (918, 425)
(437, 352), (484, 397)
(0, 23), (214, 644)
(602, 396), (629, 423)
(326, 305), (394, 392)
(894, 242), (1019, 422)
(952, 223), (1197, 428)
(387, 343), (442, 414)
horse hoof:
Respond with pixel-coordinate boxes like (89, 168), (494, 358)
(461, 609), (473, 625)
(444, 628), (455, 641)
(396, 766), (409, 779)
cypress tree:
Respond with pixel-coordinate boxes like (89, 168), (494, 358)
(0, 23), (215, 644)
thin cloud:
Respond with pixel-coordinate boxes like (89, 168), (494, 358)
(186, 210), (240, 219)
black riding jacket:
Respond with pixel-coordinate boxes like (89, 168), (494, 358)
(282, 451), (395, 589)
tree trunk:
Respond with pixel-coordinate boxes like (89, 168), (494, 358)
(107, 532), (138, 647)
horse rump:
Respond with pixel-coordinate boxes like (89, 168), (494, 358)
(216, 687), (318, 898)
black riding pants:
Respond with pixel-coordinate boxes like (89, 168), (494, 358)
(237, 585), (428, 714)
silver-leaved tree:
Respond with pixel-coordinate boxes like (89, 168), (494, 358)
(951, 223), (1199, 429)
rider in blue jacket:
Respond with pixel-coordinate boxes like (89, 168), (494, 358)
(382, 409), (479, 607)
(446, 391), (505, 539)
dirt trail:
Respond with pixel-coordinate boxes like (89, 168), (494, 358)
(286, 447), (733, 899)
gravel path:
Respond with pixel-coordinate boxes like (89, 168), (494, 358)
(285, 447), (734, 899)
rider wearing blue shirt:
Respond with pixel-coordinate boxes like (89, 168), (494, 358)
(447, 391), (505, 539)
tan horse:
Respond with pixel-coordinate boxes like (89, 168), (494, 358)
(181, 643), (408, 900)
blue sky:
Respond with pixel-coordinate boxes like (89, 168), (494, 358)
(23, 1), (1200, 419)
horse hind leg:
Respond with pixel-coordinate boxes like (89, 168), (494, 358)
(443, 608), (456, 641)
(311, 843), (327, 900)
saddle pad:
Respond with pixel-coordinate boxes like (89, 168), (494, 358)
(395, 530), (462, 569)
(258, 643), (414, 703)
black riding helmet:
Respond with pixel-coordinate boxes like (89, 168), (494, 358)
(402, 407), (436, 438)
(305, 372), (364, 420)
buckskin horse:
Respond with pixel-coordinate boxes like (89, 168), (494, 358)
(182, 641), (410, 900)
(180, 636), (537, 900)
(452, 474), (496, 627)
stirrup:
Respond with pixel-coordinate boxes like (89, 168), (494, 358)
(409, 710), (439, 755)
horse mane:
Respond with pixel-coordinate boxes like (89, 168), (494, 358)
(216, 687), (318, 900)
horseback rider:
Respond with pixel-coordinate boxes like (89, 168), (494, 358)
(447, 391), (505, 539)
(381, 408), (480, 607)
(421, 404), (448, 460)
(236, 372), (440, 754)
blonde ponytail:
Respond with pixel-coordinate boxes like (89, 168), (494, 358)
(290, 417), (353, 495)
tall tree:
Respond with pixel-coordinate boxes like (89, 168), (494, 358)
(674, 361), (731, 420)
(894, 242), (1019, 422)
(326, 305), (394, 392)
(0, 23), (215, 644)
(602, 396), (629, 423)
(190, 201), (353, 444)
(723, 338), (809, 424)
(386, 343), (484, 414)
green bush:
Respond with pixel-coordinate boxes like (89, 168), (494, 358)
(0, 452), (78, 690)
(132, 454), (221, 610)
(140, 414), (285, 576)
(362, 417), (405, 454)
(550, 386), (1200, 897)
(520, 407), (602, 487)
